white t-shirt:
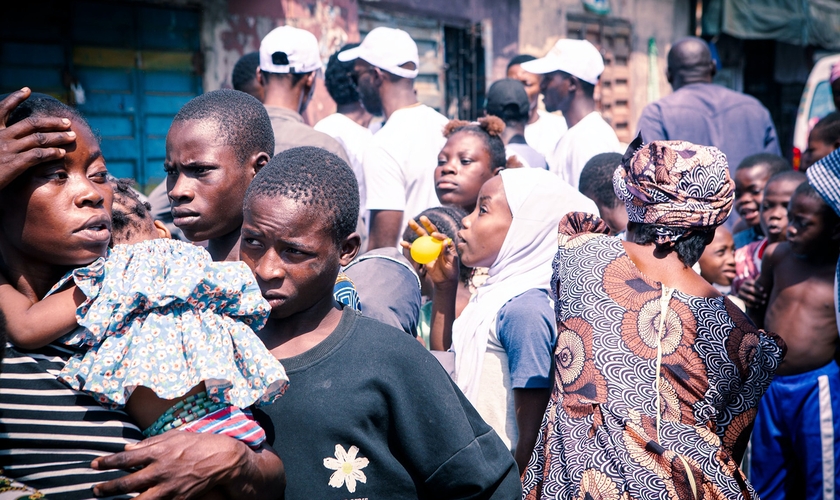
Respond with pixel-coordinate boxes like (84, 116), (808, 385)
(362, 104), (449, 241)
(314, 113), (373, 212)
(547, 111), (621, 189)
(524, 110), (567, 159)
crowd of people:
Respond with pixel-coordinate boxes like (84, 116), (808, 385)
(1, 22), (840, 500)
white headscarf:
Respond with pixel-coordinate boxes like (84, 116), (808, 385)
(451, 168), (599, 402)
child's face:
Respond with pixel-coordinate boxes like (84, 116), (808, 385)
(803, 133), (836, 171)
(240, 195), (359, 319)
(759, 179), (800, 243)
(457, 176), (512, 268)
(698, 228), (736, 287)
(0, 117), (113, 266)
(734, 165), (770, 227)
(787, 193), (834, 256)
(165, 119), (255, 242)
(435, 131), (498, 213)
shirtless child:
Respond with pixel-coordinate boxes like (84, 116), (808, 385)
(750, 182), (840, 500)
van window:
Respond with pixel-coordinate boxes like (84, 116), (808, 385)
(810, 80), (837, 123)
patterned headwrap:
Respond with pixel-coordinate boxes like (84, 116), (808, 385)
(613, 134), (734, 244)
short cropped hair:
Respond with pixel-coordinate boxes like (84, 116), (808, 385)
(244, 146), (359, 244)
(232, 52), (260, 92)
(736, 153), (791, 176)
(507, 54), (536, 71)
(579, 152), (622, 209)
(812, 112), (840, 144)
(792, 181), (840, 227)
(172, 89), (274, 164)
(7, 93), (88, 129)
(766, 170), (806, 189)
(324, 44), (361, 106)
(110, 178), (154, 245)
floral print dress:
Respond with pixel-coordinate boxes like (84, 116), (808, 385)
(522, 228), (785, 500)
(53, 238), (288, 410)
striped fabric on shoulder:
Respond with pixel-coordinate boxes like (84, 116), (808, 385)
(0, 342), (141, 499)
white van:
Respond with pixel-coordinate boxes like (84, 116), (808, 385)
(793, 53), (840, 169)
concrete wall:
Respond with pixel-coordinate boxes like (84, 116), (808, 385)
(201, 0), (359, 124)
(200, 0), (521, 124)
(357, 0), (521, 83)
(518, 0), (691, 135)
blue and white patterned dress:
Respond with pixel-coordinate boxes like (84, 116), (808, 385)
(52, 238), (288, 410)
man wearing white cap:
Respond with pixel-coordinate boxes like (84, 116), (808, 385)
(521, 39), (621, 189)
(259, 26), (349, 162)
(339, 27), (448, 250)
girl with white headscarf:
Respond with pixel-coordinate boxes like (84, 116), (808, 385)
(409, 167), (598, 472)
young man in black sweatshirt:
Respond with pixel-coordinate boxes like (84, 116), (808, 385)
(242, 146), (521, 499)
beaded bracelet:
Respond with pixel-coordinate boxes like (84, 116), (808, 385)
(143, 391), (228, 437)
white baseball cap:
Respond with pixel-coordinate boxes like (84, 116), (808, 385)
(520, 39), (604, 85)
(259, 26), (323, 74)
(337, 27), (419, 79)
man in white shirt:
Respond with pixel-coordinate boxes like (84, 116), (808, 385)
(315, 45), (376, 209)
(339, 27), (448, 249)
(507, 54), (567, 159)
(522, 39), (621, 188)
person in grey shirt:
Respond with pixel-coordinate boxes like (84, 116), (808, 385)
(258, 26), (349, 163)
(637, 37), (780, 177)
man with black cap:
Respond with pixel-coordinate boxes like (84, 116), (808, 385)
(485, 79), (547, 169)
(339, 28), (448, 250)
(522, 39), (621, 188)
(259, 26), (349, 162)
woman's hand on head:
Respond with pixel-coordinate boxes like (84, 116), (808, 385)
(401, 216), (460, 290)
(0, 88), (76, 191)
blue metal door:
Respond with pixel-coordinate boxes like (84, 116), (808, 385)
(0, 1), (202, 192)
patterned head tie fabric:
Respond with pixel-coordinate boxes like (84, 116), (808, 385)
(612, 134), (734, 244)
(806, 148), (840, 218)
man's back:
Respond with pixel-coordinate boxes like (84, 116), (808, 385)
(637, 83), (780, 173)
(264, 105), (350, 163)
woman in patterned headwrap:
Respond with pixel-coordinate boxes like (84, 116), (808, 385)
(522, 137), (787, 500)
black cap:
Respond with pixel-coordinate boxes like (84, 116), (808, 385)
(485, 79), (530, 121)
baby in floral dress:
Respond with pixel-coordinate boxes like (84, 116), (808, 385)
(0, 179), (288, 447)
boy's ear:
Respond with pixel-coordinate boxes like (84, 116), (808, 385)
(153, 219), (172, 239)
(339, 232), (362, 267)
(251, 151), (271, 176)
